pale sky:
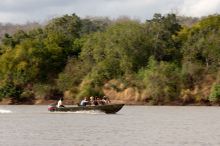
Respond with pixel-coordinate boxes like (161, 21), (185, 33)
(0, 0), (220, 24)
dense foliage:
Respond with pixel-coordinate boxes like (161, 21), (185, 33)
(0, 13), (220, 104)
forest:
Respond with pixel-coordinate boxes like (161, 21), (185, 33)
(0, 13), (219, 105)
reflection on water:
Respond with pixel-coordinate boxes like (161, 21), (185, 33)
(0, 105), (220, 146)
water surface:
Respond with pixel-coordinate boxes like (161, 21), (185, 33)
(0, 105), (220, 146)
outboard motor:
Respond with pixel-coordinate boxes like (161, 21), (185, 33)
(48, 104), (57, 111)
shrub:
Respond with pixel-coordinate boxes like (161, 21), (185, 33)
(13, 90), (35, 104)
(57, 73), (74, 91)
(0, 81), (22, 99)
(33, 84), (63, 100)
(56, 58), (87, 91)
(209, 83), (220, 103)
(33, 84), (51, 98)
(44, 88), (63, 100)
(180, 89), (194, 104)
(77, 84), (104, 99)
(139, 57), (181, 104)
(181, 61), (204, 89)
(20, 90), (35, 99)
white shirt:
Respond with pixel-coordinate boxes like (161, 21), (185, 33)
(80, 99), (88, 106)
(57, 100), (63, 107)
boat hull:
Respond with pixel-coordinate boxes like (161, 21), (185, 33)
(48, 104), (124, 114)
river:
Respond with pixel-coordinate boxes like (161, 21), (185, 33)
(0, 105), (220, 146)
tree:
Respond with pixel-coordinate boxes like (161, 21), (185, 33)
(45, 14), (81, 57)
(145, 13), (182, 62)
(80, 17), (111, 35)
(140, 57), (181, 104)
(182, 15), (220, 70)
(1, 33), (15, 48)
(81, 19), (150, 76)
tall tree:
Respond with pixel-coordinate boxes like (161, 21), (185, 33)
(182, 15), (220, 70)
(145, 13), (182, 62)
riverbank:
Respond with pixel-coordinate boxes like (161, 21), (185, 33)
(0, 97), (217, 106)
(0, 98), (132, 105)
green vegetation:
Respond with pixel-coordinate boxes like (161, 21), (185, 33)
(137, 57), (181, 104)
(0, 13), (220, 105)
(209, 83), (220, 103)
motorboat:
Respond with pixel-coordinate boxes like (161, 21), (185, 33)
(48, 103), (124, 114)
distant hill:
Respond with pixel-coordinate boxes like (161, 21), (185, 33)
(0, 22), (41, 41)
(177, 16), (199, 27)
(0, 16), (199, 41)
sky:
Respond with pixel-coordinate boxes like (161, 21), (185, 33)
(0, 0), (220, 24)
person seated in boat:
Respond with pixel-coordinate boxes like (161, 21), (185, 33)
(57, 97), (65, 108)
(89, 96), (94, 105)
(80, 97), (89, 106)
(103, 96), (111, 104)
(94, 98), (98, 105)
(90, 96), (98, 106)
(90, 96), (96, 106)
(97, 97), (105, 105)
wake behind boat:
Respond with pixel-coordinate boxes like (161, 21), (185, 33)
(0, 109), (12, 114)
(48, 104), (124, 114)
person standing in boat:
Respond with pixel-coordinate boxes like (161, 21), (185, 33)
(57, 97), (65, 108)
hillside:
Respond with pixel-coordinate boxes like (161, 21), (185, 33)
(0, 13), (220, 105)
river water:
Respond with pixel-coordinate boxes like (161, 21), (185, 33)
(0, 105), (220, 146)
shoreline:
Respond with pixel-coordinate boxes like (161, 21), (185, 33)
(0, 98), (218, 106)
